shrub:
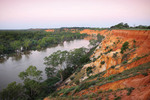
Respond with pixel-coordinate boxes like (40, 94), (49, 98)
(97, 56), (101, 59)
(122, 60), (127, 64)
(127, 87), (134, 95)
(86, 67), (93, 76)
(75, 67), (80, 73)
(75, 81), (96, 93)
(106, 46), (109, 49)
(89, 93), (97, 98)
(101, 61), (105, 65)
(93, 58), (97, 62)
(98, 90), (103, 94)
(120, 42), (129, 54)
(82, 95), (88, 98)
(107, 75), (114, 80)
(96, 97), (102, 100)
(113, 53), (117, 58)
(107, 89), (113, 92)
(114, 96), (121, 100)
(61, 86), (76, 96)
(70, 76), (74, 80)
(75, 80), (80, 85)
(111, 65), (115, 69)
(104, 49), (113, 54)
(142, 72), (148, 76)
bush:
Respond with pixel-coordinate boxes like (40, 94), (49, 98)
(106, 46), (109, 49)
(142, 72), (148, 76)
(75, 81), (96, 93)
(104, 49), (113, 54)
(98, 90), (103, 93)
(107, 89), (113, 92)
(70, 76), (74, 80)
(101, 61), (105, 65)
(75, 80), (80, 85)
(120, 42), (129, 54)
(86, 67), (93, 76)
(111, 65), (115, 69)
(127, 87), (134, 95)
(113, 53), (117, 58)
(114, 96), (121, 100)
(107, 75), (114, 80)
(122, 61), (127, 64)
(93, 58), (97, 62)
(96, 97), (102, 100)
(59, 86), (76, 96)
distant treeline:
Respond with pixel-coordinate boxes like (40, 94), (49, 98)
(0, 30), (87, 55)
(59, 23), (150, 30)
(110, 22), (150, 29)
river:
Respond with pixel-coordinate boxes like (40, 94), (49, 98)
(0, 39), (89, 91)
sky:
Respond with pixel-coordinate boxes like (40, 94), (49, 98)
(0, 0), (150, 29)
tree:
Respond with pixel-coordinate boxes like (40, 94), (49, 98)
(10, 40), (21, 51)
(19, 65), (42, 81)
(97, 34), (104, 43)
(89, 39), (98, 46)
(67, 47), (88, 66)
(44, 48), (89, 84)
(18, 66), (43, 100)
(0, 82), (25, 100)
(110, 22), (129, 29)
(0, 44), (5, 54)
(44, 50), (69, 83)
(24, 39), (31, 50)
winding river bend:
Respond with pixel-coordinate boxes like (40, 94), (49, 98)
(0, 39), (89, 91)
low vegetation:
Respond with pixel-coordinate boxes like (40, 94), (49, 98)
(120, 41), (129, 54)
(48, 62), (150, 99)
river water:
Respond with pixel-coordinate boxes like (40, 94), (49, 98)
(0, 39), (89, 91)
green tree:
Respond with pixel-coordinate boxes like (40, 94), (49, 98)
(0, 82), (26, 100)
(44, 48), (89, 83)
(89, 39), (98, 46)
(44, 50), (69, 83)
(10, 40), (21, 51)
(19, 65), (42, 81)
(24, 39), (31, 50)
(18, 66), (43, 100)
(97, 34), (104, 43)
(0, 44), (5, 54)
(68, 47), (88, 66)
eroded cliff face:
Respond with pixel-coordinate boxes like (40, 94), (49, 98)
(78, 30), (150, 78)
(46, 29), (150, 100)
(45, 29), (55, 32)
(80, 29), (109, 36)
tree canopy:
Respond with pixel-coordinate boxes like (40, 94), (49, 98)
(44, 47), (89, 83)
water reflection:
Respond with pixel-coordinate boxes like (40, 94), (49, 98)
(0, 56), (9, 63)
(11, 53), (22, 61)
(0, 39), (89, 91)
(24, 51), (31, 59)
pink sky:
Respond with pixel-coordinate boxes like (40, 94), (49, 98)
(0, 0), (150, 29)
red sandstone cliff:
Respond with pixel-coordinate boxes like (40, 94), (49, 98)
(45, 29), (150, 100)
